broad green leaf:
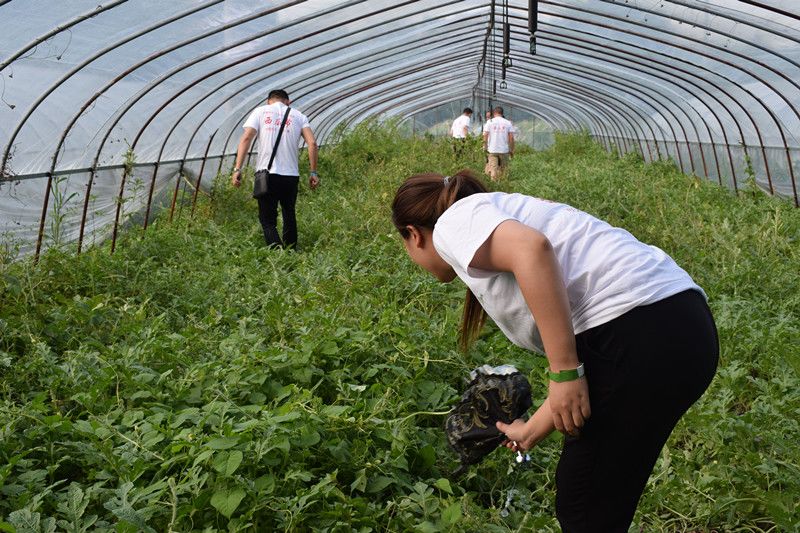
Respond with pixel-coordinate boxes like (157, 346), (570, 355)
(434, 478), (453, 495)
(205, 437), (239, 450)
(350, 469), (367, 493)
(254, 474), (275, 494)
(213, 450), (243, 477)
(441, 502), (462, 525)
(210, 488), (247, 518)
(296, 427), (320, 447)
(366, 475), (394, 493)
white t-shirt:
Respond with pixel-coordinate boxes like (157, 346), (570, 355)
(243, 102), (310, 176)
(433, 192), (704, 353)
(482, 117), (514, 153)
(450, 115), (471, 138)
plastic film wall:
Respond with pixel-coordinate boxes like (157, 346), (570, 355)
(1, 1), (799, 259)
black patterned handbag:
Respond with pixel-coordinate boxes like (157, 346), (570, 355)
(253, 105), (291, 199)
(445, 365), (533, 475)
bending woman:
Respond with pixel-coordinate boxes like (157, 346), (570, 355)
(391, 169), (718, 532)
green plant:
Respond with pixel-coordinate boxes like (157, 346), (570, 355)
(1, 127), (798, 532)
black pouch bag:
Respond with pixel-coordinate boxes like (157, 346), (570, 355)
(252, 170), (270, 199)
(253, 105), (291, 199)
(445, 364), (533, 475)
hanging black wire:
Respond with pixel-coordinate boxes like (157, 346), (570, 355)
(529, 0), (538, 55)
(501, 0), (510, 89)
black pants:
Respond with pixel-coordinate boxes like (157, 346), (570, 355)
(556, 289), (718, 532)
(256, 174), (299, 249)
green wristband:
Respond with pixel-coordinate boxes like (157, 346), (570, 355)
(547, 363), (585, 383)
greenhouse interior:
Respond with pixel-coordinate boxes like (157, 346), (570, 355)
(1, 1), (798, 531)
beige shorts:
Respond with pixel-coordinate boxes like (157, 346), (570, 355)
(485, 152), (510, 178)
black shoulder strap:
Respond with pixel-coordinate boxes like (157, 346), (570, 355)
(266, 106), (291, 173)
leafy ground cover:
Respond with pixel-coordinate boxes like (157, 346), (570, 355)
(1, 125), (798, 532)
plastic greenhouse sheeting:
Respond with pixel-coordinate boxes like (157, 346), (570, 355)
(1, 0), (799, 258)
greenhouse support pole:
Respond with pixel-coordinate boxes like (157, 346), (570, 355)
(110, 166), (132, 254)
(77, 168), (97, 254)
(191, 132), (217, 218)
(33, 173), (54, 262)
(169, 160), (187, 222)
(143, 162), (160, 232)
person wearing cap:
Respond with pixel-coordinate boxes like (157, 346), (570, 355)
(231, 89), (319, 249)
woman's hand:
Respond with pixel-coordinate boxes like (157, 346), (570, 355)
(548, 378), (591, 435)
(496, 398), (556, 451)
(496, 419), (535, 451)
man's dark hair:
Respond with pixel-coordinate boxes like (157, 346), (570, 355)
(463, 107), (473, 115)
(268, 89), (290, 102)
(493, 106), (504, 116)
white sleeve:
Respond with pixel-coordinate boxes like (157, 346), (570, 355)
(433, 196), (516, 278)
(297, 112), (310, 130)
(243, 109), (260, 131)
(482, 122), (489, 133)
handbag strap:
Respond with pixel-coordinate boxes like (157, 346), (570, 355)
(266, 105), (291, 173)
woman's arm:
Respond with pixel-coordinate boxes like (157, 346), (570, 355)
(470, 220), (591, 435)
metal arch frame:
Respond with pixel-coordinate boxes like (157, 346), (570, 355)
(0, 0), (800, 256)
(70, 0), (468, 251)
(312, 65), (632, 148)
(131, 15), (482, 233)
(1, 0), (228, 175)
(394, 93), (583, 137)
(513, 52), (691, 169)
(9, 0), (796, 170)
(530, 23), (746, 189)
(173, 53), (481, 220)
(500, 7), (756, 193)
(490, 43), (671, 161)
(737, 1), (800, 19)
(537, 1), (797, 203)
(538, 27), (730, 183)
(388, 89), (613, 150)
(142, 21), (480, 234)
(595, 0), (800, 189)
(532, 36), (707, 174)
(493, 67), (658, 158)
(0, 1), (129, 72)
(510, 6), (761, 186)
(163, 17), (483, 171)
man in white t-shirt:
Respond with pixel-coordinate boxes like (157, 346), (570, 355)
(231, 89), (319, 249)
(450, 108), (472, 139)
(482, 106), (515, 181)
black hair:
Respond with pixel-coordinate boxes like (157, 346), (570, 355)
(268, 89), (290, 101)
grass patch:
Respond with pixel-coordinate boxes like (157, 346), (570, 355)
(1, 125), (798, 532)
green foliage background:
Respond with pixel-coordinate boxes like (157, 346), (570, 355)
(1, 124), (798, 532)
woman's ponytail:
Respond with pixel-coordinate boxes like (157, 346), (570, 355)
(392, 169), (489, 352)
